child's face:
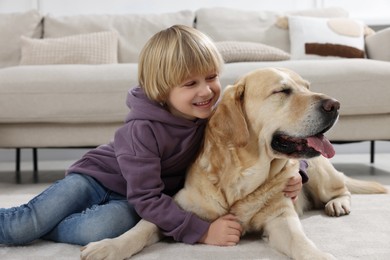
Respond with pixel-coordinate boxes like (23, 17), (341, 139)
(166, 72), (221, 120)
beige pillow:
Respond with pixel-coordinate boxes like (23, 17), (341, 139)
(20, 31), (119, 65)
(215, 41), (290, 63)
(0, 10), (42, 68)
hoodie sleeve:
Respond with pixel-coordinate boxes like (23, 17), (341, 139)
(114, 121), (210, 244)
(299, 160), (309, 183)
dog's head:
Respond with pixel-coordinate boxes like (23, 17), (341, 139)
(210, 67), (339, 159)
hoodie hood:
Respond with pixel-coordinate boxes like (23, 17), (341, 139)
(125, 87), (207, 127)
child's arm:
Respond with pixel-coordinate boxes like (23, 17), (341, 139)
(198, 214), (243, 246)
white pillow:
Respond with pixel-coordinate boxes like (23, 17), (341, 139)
(288, 16), (365, 60)
(20, 31), (119, 65)
(215, 41), (290, 63)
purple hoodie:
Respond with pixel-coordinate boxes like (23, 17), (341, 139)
(67, 86), (210, 244)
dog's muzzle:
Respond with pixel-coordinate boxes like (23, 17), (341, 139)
(271, 98), (340, 159)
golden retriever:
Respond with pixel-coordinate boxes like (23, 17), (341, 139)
(81, 68), (387, 260)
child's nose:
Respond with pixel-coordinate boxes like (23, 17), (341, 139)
(199, 83), (212, 95)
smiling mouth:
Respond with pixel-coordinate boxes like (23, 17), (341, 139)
(193, 98), (212, 107)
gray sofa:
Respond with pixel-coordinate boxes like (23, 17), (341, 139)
(1, 7), (389, 180)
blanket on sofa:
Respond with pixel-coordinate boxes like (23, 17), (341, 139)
(1, 189), (390, 259)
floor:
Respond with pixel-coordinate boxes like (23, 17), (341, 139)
(330, 153), (390, 185)
(0, 152), (389, 195)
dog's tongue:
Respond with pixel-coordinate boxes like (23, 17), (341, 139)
(307, 134), (335, 158)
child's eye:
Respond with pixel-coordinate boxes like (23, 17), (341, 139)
(206, 74), (218, 81)
(184, 81), (196, 87)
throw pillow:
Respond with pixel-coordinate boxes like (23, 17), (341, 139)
(20, 31), (119, 65)
(215, 41), (290, 63)
(288, 16), (365, 60)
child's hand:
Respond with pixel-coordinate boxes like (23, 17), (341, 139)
(283, 172), (303, 202)
(199, 214), (243, 246)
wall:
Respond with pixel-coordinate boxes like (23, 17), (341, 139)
(37, 0), (316, 14)
(1, 0), (318, 14)
(322, 0), (390, 25)
(0, 0), (389, 26)
(0, 0), (38, 12)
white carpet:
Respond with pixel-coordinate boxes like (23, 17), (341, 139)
(1, 191), (390, 260)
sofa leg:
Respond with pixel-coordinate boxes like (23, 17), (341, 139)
(370, 141), (375, 164)
(33, 148), (39, 183)
(15, 148), (21, 183)
(14, 148), (39, 183)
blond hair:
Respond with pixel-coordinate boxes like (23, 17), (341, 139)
(138, 25), (224, 103)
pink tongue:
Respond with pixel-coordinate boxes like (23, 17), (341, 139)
(307, 134), (335, 158)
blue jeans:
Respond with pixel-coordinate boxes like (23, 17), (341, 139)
(0, 173), (140, 246)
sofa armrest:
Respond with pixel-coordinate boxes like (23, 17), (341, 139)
(365, 28), (390, 61)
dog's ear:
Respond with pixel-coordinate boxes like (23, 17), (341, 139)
(303, 79), (311, 89)
(208, 81), (250, 147)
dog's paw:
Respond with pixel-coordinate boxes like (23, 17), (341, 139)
(80, 239), (127, 260)
(324, 197), (351, 217)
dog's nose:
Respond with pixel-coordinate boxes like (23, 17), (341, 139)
(322, 99), (340, 112)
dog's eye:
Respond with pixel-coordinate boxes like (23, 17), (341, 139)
(274, 88), (292, 95)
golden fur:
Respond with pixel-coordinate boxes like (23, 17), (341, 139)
(81, 68), (387, 260)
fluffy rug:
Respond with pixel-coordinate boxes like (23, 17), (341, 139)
(1, 191), (390, 260)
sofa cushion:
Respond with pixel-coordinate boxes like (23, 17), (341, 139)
(43, 10), (195, 63)
(0, 64), (137, 124)
(196, 7), (349, 53)
(20, 31), (119, 65)
(288, 16), (365, 60)
(0, 10), (42, 68)
(215, 41), (290, 63)
(196, 8), (286, 50)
